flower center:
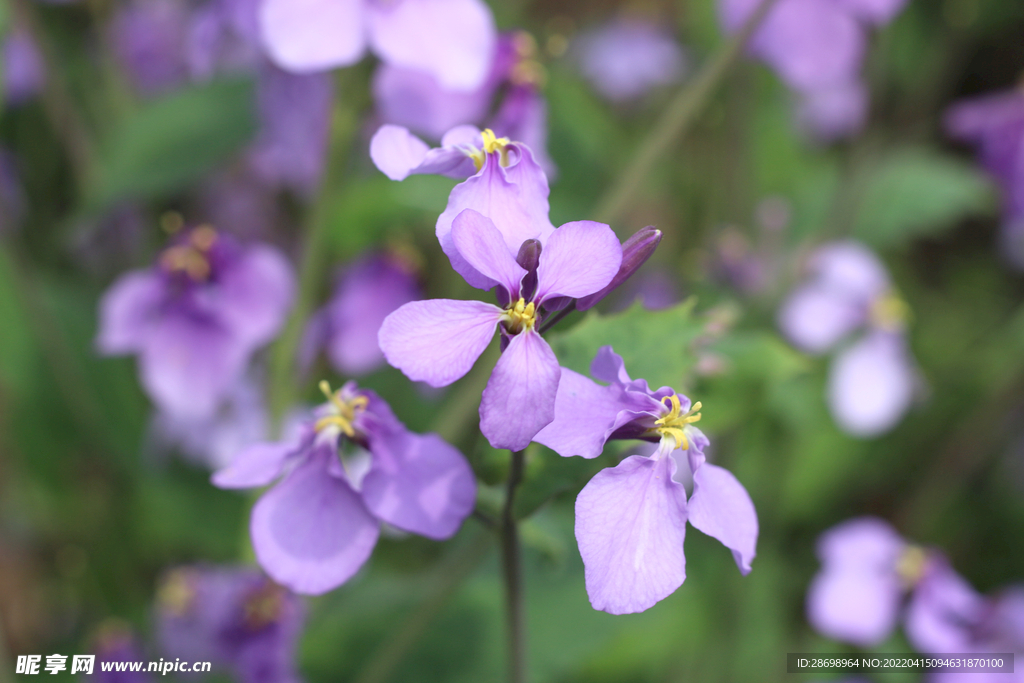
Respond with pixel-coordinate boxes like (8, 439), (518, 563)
(243, 581), (286, 631)
(159, 225), (218, 282)
(314, 380), (369, 438)
(654, 395), (702, 450)
(870, 292), (910, 331)
(157, 569), (197, 616)
(895, 544), (928, 587)
(502, 297), (537, 334)
(469, 128), (511, 171)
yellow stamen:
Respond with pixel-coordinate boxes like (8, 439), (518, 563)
(243, 581), (285, 630)
(653, 396), (702, 450)
(314, 380), (369, 437)
(896, 545), (928, 586)
(190, 224), (218, 251)
(157, 569), (196, 616)
(501, 297), (537, 334)
(160, 226), (218, 281)
(470, 129), (512, 171)
(870, 292), (911, 331)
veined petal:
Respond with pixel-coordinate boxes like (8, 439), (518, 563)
(535, 220), (622, 301)
(378, 299), (500, 387)
(96, 270), (163, 354)
(575, 455), (688, 615)
(251, 448), (380, 595)
(685, 451), (758, 574)
(479, 331), (560, 451)
(361, 429), (476, 539)
(259, 0), (365, 74)
(366, 0), (495, 91)
(589, 345), (633, 385)
(451, 209), (527, 295)
(212, 441), (295, 489)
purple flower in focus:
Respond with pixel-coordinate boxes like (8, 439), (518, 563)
(3, 27), (45, 105)
(379, 210), (622, 451)
(371, 127), (558, 289)
(97, 226), (295, 419)
(304, 253), (421, 377)
(259, 0), (496, 91)
(946, 89), (1024, 269)
(110, 0), (190, 96)
(778, 241), (917, 437)
(213, 381), (475, 594)
(156, 565), (304, 683)
(532, 346), (757, 614)
(573, 18), (687, 102)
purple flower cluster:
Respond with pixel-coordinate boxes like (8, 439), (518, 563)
(214, 381), (475, 594)
(719, 0), (908, 139)
(778, 241), (917, 437)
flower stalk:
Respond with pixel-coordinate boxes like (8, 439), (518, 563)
(501, 449), (527, 683)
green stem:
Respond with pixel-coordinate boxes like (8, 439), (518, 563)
(594, 0), (781, 227)
(537, 301), (576, 335)
(501, 449), (526, 683)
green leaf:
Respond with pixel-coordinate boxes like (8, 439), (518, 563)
(89, 78), (258, 209)
(851, 148), (995, 247)
(546, 299), (704, 390)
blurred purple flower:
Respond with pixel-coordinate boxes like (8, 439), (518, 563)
(91, 626), (153, 683)
(303, 253), (421, 377)
(213, 381), (475, 594)
(96, 226), (295, 420)
(259, 0), (496, 91)
(371, 126), (556, 289)
(573, 18), (687, 102)
(156, 565), (304, 683)
(796, 80), (869, 141)
(0, 149), (27, 234)
(379, 210), (622, 451)
(110, 0), (190, 96)
(778, 241), (917, 437)
(537, 346), (756, 614)
(946, 89), (1024, 269)
(3, 27), (45, 105)
(187, 0), (262, 79)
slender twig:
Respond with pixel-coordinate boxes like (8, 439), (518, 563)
(538, 301), (576, 335)
(353, 531), (493, 683)
(501, 449), (527, 683)
(593, 0), (781, 226)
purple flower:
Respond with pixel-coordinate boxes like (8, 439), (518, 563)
(370, 127), (556, 289)
(97, 226), (295, 419)
(795, 79), (868, 141)
(213, 381), (475, 594)
(946, 89), (1024, 269)
(91, 626), (153, 683)
(778, 241), (917, 437)
(258, 0), (496, 91)
(378, 210), (622, 451)
(535, 347), (758, 614)
(303, 253), (421, 377)
(110, 0), (190, 96)
(187, 0), (263, 79)
(572, 18), (687, 102)
(3, 27), (45, 105)
(156, 565), (304, 683)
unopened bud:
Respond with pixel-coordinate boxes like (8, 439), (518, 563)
(577, 227), (662, 311)
(516, 238), (542, 300)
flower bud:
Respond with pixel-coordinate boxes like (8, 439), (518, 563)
(516, 238), (542, 301)
(577, 227), (662, 311)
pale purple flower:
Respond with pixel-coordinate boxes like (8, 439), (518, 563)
(259, 0), (496, 91)
(946, 89), (1024, 269)
(573, 18), (687, 102)
(536, 346), (758, 614)
(96, 226), (295, 420)
(796, 79), (868, 141)
(778, 241), (917, 437)
(156, 565), (304, 683)
(304, 253), (421, 377)
(3, 27), (44, 105)
(110, 0), (190, 96)
(91, 627), (153, 683)
(213, 381), (475, 594)
(187, 0), (262, 79)
(370, 126), (556, 289)
(378, 210), (622, 451)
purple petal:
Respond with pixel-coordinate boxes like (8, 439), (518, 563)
(533, 367), (661, 459)
(378, 299), (500, 387)
(96, 270), (163, 354)
(451, 209), (527, 294)
(777, 283), (865, 354)
(574, 19), (687, 102)
(259, 0), (365, 73)
(488, 87), (557, 179)
(139, 314), (247, 419)
(818, 516), (905, 567)
(534, 221), (622, 301)
(589, 345), (633, 385)
(685, 451), (758, 574)
(212, 441), (294, 489)
(828, 331), (915, 437)
(905, 559), (984, 654)
(365, 0), (496, 91)
(796, 80), (868, 141)
(373, 63), (494, 140)
(251, 448), (380, 594)
(369, 125), (477, 181)
(835, 0), (908, 25)
(809, 241), (890, 298)
(215, 243), (296, 346)
(361, 429), (476, 539)
(575, 455), (688, 615)
(479, 331), (560, 451)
